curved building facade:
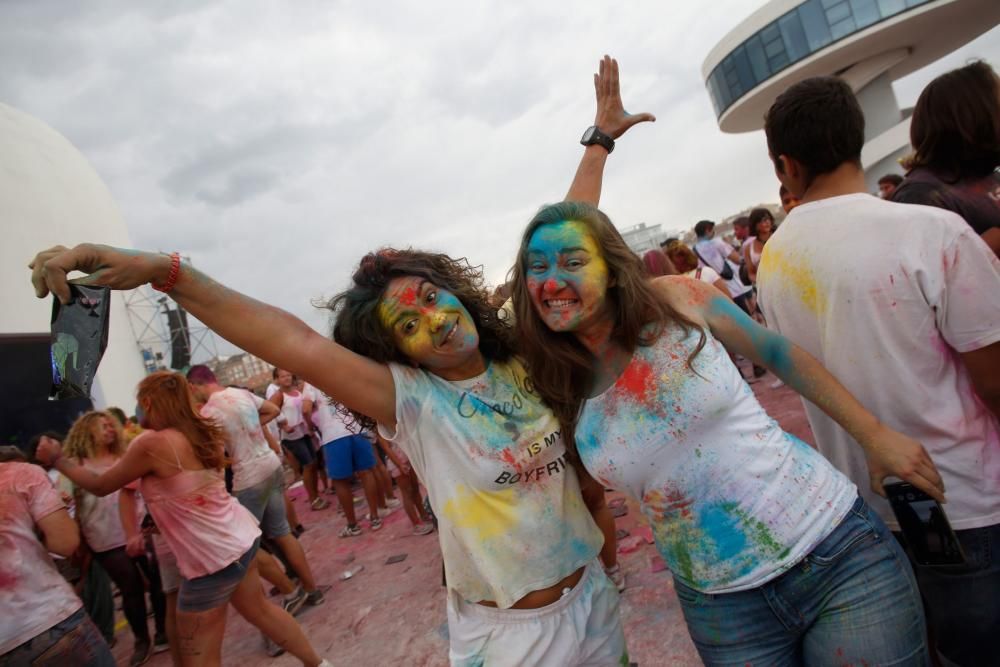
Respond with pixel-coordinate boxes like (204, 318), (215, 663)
(703, 0), (1000, 189)
(0, 102), (147, 411)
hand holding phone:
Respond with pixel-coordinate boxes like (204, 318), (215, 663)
(885, 481), (965, 567)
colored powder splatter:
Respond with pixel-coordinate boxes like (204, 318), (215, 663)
(617, 358), (657, 406)
(440, 485), (519, 541)
(758, 246), (827, 315)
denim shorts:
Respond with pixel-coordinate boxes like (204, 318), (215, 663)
(235, 468), (291, 539)
(282, 435), (315, 467)
(177, 539), (260, 613)
(0, 608), (114, 667)
(323, 435), (376, 480)
(673, 495), (929, 666)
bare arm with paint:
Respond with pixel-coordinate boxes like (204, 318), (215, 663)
(29, 245), (398, 428)
(36, 434), (155, 498)
(656, 276), (946, 502)
(565, 55), (655, 205)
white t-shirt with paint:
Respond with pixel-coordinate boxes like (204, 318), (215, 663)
(302, 383), (353, 444)
(758, 193), (1000, 530)
(0, 462), (82, 654)
(378, 358), (603, 609)
(59, 459), (127, 553)
(577, 324), (857, 593)
(200, 387), (281, 492)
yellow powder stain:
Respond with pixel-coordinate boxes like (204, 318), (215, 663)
(441, 485), (520, 541)
(759, 245), (827, 315)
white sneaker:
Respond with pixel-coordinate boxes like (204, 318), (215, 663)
(769, 378), (784, 389)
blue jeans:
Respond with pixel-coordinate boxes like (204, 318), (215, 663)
(235, 468), (291, 539)
(895, 522), (1000, 667)
(1, 608), (114, 667)
(673, 496), (929, 666)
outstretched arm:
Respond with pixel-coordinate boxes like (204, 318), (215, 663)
(30, 245), (397, 427)
(657, 276), (946, 502)
(565, 55), (655, 205)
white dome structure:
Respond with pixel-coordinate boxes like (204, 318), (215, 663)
(1, 102), (146, 411)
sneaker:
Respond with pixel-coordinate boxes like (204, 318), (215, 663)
(385, 497), (402, 510)
(153, 633), (169, 654)
(310, 497), (330, 511)
(412, 522), (434, 536)
(282, 586), (307, 616)
(369, 516), (383, 531)
(339, 523), (362, 538)
(305, 586), (328, 606)
(263, 634), (286, 657)
(769, 378), (785, 389)
(130, 641), (153, 667)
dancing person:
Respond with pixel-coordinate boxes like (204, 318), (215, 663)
(185, 366), (324, 611)
(35, 373), (330, 667)
(890, 60), (1000, 257)
(27, 54), (649, 667)
(1, 459), (116, 666)
(373, 432), (435, 535)
(510, 200), (945, 666)
(62, 411), (166, 666)
(759, 75), (1000, 667)
(268, 369), (328, 510)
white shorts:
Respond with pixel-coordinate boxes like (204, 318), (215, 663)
(446, 560), (628, 667)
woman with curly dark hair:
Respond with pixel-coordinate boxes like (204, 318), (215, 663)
(29, 56), (654, 666)
(891, 60), (1000, 257)
(510, 201), (944, 666)
(36, 373), (329, 667)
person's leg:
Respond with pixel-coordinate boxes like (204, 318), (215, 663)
(284, 489), (303, 534)
(228, 557), (322, 666)
(332, 478), (361, 527)
(273, 534), (317, 592)
(94, 547), (152, 651)
(255, 468), (319, 596)
(302, 462), (320, 504)
(82, 558), (116, 644)
(256, 550), (296, 595)
(790, 498), (929, 666)
(358, 470), (381, 523)
(133, 551), (168, 641)
(395, 473), (421, 526)
(410, 471), (433, 523)
(163, 592), (181, 667)
(902, 522), (1000, 666)
(351, 437), (384, 522)
(175, 604), (228, 666)
(373, 456), (394, 505)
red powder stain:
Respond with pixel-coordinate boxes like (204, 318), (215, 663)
(500, 448), (519, 471)
(194, 495), (206, 507)
(0, 570), (17, 588)
(617, 359), (657, 406)
(889, 274), (894, 285)
(398, 285), (419, 306)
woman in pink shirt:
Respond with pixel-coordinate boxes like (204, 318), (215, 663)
(37, 372), (331, 667)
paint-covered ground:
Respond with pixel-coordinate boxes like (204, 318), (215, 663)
(112, 369), (814, 667)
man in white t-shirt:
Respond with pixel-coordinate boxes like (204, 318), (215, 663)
(187, 365), (324, 613)
(1, 460), (115, 665)
(692, 219), (753, 310)
(267, 368), (328, 511)
(758, 75), (1000, 667)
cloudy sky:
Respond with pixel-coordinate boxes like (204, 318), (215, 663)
(3, 1), (999, 354)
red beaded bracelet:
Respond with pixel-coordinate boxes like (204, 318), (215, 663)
(152, 252), (181, 293)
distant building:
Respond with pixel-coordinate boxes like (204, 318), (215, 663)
(207, 353), (272, 393)
(620, 222), (683, 256)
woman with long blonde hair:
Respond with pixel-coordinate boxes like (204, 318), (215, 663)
(63, 411), (166, 666)
(38, 373), (331, 667)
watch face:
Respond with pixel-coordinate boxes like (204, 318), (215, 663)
(581, 127), (596, 143)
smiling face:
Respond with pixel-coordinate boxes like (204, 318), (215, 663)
(525, 220), (612, 335)
(756, 218), (774, 241)
(377, 276), (483, 380)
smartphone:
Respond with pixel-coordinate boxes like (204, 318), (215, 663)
(885, 481), (965, 567)
(50, 285), (110, 399)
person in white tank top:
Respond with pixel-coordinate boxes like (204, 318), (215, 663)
(511, 201), (945, 666)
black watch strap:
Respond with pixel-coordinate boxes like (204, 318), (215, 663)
(580, 126), (615, 153)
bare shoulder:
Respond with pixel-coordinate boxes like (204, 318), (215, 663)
(649, 276), (714, 326)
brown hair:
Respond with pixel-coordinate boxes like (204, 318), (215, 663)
(137, 371), (227, 470)
(910, 60), (1000, 182)
(65, 411), (127, 461)
(326, 248), (515, 430)
(642, 249), (677, 277)
(664, 240), (698, 274)
(510, 202), (705, 447)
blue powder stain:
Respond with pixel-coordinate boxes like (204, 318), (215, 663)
(706, 296), (795, 379)
(698, 503), (748, 562)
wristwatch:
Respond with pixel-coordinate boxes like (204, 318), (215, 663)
(580, 126), (615, 153)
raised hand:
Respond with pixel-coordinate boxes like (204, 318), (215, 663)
(594, 55), (655, 139)
(29, 244), (168, 304)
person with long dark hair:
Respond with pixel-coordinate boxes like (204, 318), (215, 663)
(891, 60), (1000, 257)
(36, 373), (329, 667)
(510, 200), (945, 665)
(29, 56), (651, 666)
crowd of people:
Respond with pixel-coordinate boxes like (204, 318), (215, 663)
(3, 54), (999, 667)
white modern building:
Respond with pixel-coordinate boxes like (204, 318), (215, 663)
(703, 0), (1000, 191)
(1, 103), (147, 410)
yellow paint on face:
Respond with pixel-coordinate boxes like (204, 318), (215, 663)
(758, 245), (826, 315)
(440, 484), (520, 542)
